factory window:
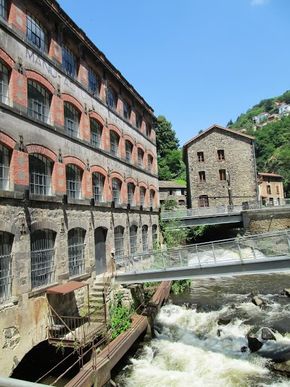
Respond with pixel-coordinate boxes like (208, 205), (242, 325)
(28, 80), (51, 123)
(0, 61), (9, 105)
(147, 154), (153, 172)
(110, 131), (119, 156)
(90, 119), (102, 148)
(62, 45), (77, 77)
(123, 100), (131, 120)
(0, 143), (10, 190)
(114, 226), (124, 262)
(140, 187), (146, 207)
(0, 0), (8, 19)
(0, 231), (13, 303)
(138, 148), (144, 168)
(129, 225), (138, 255)
(135, 113), (142, 129)
(68, 228), (85, 277)
(29, 154), (52, 195)
(149, 190), (155, 208)
(64, 102), (80, 138)
(107, 87), (116, 110)
(26, 14), (48, 52)
(112, 178), (122, 205)
(127, 183), (135, 206)
(66, 164), (82, 199)
(92, 172), (104, 203)
(142, 225), (148, 252)
(88, 68), (99, 95)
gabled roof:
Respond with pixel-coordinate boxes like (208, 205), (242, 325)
(258, 172), (283, 179)
(183, 124), (255, 149)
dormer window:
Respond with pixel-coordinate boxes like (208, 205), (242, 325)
(88, 68), (99, 95)
(62, 46), (77, 77)
(26, 14), (48, 52)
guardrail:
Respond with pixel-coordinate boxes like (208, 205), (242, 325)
(117, 230), (290, 275)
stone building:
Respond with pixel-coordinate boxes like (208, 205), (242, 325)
(0, 0), (159, 376)
(159, 180), (187, 207)
(258, 172), (285, 206)
(183, 124), (258, 208)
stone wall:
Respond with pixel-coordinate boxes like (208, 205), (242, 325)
(243, 207), (290, 234)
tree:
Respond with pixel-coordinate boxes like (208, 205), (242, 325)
(155, 115), (179, 159)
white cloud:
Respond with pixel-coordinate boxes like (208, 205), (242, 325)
(250, 0), (269, 5)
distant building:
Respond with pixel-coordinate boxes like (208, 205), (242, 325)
(159, 181), (187, 207)
(278, 103), (290, 117)
(183, 125), (258, 208)
(253, 112), (269, 125)
(258, 173), (284, 206)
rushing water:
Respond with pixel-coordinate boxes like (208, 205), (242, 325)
(116, 273), (290, 386)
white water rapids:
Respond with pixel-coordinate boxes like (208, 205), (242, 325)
(117, 275), (290, 387)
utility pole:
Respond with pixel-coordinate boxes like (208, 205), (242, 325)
(226, 171), (233, 206)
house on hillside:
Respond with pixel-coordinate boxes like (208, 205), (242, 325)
(183, 124), (258, 208)
(258, 173), (284, 206)
(278, 103), (290, 117)
(253, 112), (269, 126)
(159, 181), (187, 207)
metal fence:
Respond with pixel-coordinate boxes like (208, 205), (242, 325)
(118, 230), (290, 274)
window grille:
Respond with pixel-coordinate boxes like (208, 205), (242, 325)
(26, 14), (48, 52)
(114, 226), (124, 262)
(68, 228), (85, 277)
(135, 113), (142, 129)
(0, 0), (7, 20)
(92, 172), (104, 203)
(138, 149), (144, 167)
(28, 80), (50, 123)
(64, 102), (79, 137)
(110, 131), (119, 156)
(198, 195), (209, 207)
(112, 178), (121, 205)
(127, 183), (135, 206)
(123, 101), (131, 120)
(62, 46), (76, 77)
(90, 119), (102, 148)
(140, 187), (146, 206)
(31, 229), (55, 289)
(125, 141), (132, 162)
(29, 154), (52, 195)
(0, 143), (10, 190)
(0, 232), (13, 303)
(129, 225), (138, 255)
(152, 225), (158, 249)
(107, 87), (116, 110)
(142, 225), (148, 252)
(88, 68), (98, 95)
(150, 190), (155, 208)
(0, 61), (9, 104)
(66, 164), (82, 199)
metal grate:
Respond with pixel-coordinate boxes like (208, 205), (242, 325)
(90, 119), (102, 148)
(129, 226), (138, 255)
(0, 232), (13, 303)
(0, 143), (10, 190)
(28, 80), (50, 123)
(29, 154), (52, 195)
(26, 14), (48, 52)
(68, 228), (85, 277)
(92, 172), (104, 203)
(142, 225), (148, 252)
(31, 230), (55, 289)
(62, 46), (76, 77)
(112, 178), (121, 205)
(114, 226), (124, 261)
(64, 102), (79, 137)
(0, 0), (7, 19)
(0, 61), (9, 105)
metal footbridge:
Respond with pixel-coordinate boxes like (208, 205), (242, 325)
(115, 230), (290, 283)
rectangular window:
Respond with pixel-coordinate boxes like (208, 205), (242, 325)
(0, 61), (9, 105)
(217, 149), (225, 160)
(88, 68), (98, 95)
(138, 149), (143, 167)
(197, 152), (204, 162)
(136, 113), (142, 129)
(0, 144), (10, 190)
(140, 187), (146, 206)
(123, 101), (131, 120)
(219, 169), (226, 181)
(62, 46), (77, 77)
(199, 171), (206, 182)
(26, 14), (48, 52)
(267, 185), (271, 194)
(0, 0), (8, 20)
(276, 185), (280, 195)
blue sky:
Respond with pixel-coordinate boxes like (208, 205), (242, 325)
(59, 0), (290, 145)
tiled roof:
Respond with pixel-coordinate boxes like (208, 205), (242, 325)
(258, 172), (283, 178)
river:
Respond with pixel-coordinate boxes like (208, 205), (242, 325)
(115, 273), (290, 386)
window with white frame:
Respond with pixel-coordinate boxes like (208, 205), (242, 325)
(31, 229), (55, 289)
(90, 119), (102, 148)
(123, 100), (131, 120)
(64, 102), (80, 137)
(107, 87), (116, 110)
(0, 0), (8, 20)
(142, 225), (148, 252)
(0, 143), (10, 190)
(28, 80), (50, 123)
(127, 183), (135, 206)
(26, 14), (48, 52)
(29, 153), (52, 195)
(110, 131), (119, 156)
(129, 225), (138, 255)
(62, 45), (77, 77)
(66, 164), (82, 199)
(112, 178), (121, 205)
(137, 148), (144, 167)
(0, 61), (9, 104)
(88, 68), (99, 95)
(68, 228), (85, 277)
(125, 140), (133, 163)
(140, 187), (146, 207)
(92, 172), (104, 203)
(0, 231), (13, 303)
(114, 226), (124, 262)
(150, 190), (155, 208)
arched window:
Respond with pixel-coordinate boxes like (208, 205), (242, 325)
(110, 131), (119, 156)
(31, 229), (55, 289)
(129, 225), (138, 255)
(0, 231), (13, 303)
(142, 225), (148, 253)
(125, 140), (133, 163)
(66, 164), (82, 199)
(127, 183), (135, 206)
(0, 0), (8, 20)
(112, 178), (121, 205)
(29, 154), (53, 195)
(152, 225), (158, 249)
(150, 190), (155, 208)
(26, 14), (48, 52)
(62, 46), (77, 77)
(114, 226), (124, 262)
(68, 228), (85, 277)
(64, 102), (80, 137)
(107, 87), (116, 110)
(28, 80), (51, 123)
(92, 172), (104, 203)
(198, 195), (209, 207)
(90, 119), (102, 149)
(0, 143), (11, 190)
(0, 61), (9, 104)
(147, 154), (153, 172)
(137, 148), (144, 168)
(140, 187), (146, 207)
